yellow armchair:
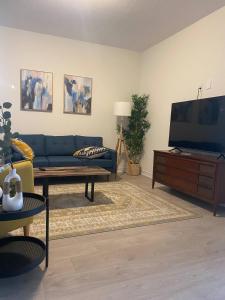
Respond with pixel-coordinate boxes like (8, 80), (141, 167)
(0, 160), (34, 237)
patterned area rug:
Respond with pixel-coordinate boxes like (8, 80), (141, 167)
(18, 181), (198, 240)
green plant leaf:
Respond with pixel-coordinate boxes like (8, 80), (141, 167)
(3, 102), (12, 109)
(11, 132), (19, 138)
(3, 111), (11, 119)
(0, 102), (18, 160)
(3, 125), (10, 133)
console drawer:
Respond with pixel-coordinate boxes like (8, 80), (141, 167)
(156, 156), (166, 164)
(156, 164), (166, 173)
(167, 158), (199, 172)
(170, 178), (197, 194)
(198, 175), (214, 189)
(197, 186), (214, 201)
(156, 165), (198, 183)
(155, 154), (199, 172)
(155, 172), (166, 183)
(199, 164), (215, 177)
(155, 172), (197, 194)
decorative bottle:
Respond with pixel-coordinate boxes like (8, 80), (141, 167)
(2, 168), (23, 211)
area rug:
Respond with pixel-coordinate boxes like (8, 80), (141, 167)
(17, 181), (199, 240)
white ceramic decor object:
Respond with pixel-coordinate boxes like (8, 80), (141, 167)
(2, 168), (23, 211)
(0, 186), (3, 199)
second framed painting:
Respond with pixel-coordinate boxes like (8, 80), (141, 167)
(64, 74), (92, 115)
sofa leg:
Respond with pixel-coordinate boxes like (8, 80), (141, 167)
(23, 225), (30, 236)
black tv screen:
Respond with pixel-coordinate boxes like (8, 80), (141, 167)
(169, 96), (225, 153)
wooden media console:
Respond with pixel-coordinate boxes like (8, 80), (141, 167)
(152, 150), (225, 215)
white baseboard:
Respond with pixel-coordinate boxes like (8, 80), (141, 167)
(117, 167), (152, 178)
(141, 169), (152, 179)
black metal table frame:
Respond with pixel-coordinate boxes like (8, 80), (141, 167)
(0, 193), (49, 277)
(42, 176), (96, 202)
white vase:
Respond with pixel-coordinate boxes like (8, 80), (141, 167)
(2, 168), (23, 212)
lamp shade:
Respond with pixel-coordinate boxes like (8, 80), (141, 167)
(113, 101), (131, 116)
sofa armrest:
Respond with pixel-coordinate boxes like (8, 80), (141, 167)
(103, 149), (117, 173)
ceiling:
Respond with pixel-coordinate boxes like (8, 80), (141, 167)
(0, 0), (225, 51)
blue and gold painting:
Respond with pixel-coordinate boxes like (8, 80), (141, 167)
(21, 69), (53, 112)
(64, 74), (92, 115)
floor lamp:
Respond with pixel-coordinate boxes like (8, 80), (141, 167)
(114, 101), (131, 169)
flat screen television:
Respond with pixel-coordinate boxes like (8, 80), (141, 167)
(168, 95), (225, 153)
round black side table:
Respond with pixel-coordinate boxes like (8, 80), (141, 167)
(0, 192), (49, 278)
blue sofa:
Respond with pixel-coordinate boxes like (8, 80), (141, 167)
(12, 134), (117, 174)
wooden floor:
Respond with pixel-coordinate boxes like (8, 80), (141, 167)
(1, 175), (225, 300)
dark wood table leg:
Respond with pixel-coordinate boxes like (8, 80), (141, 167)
(85, 176), (95, 202)
(85, 180), (88, 198)
(90, 181), (94, 202)
(213, 201), (218, 216)
(152, 176), (155, 189)
(43, 178), (49, 268)
(45, 192), (49, 268)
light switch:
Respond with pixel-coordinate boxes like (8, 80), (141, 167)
(206, 79), (212, 90)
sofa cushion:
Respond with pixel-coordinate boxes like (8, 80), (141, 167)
(46, 136), (75, 156)
(75, 135), (103, 150)
(19, 134), (46, 156)
(33, 156), (49, 167)
(102, 151), (112, 159)
(47, 156), (84, 167)
(80, 158), (112, 168)
(11, 150), (24, 162)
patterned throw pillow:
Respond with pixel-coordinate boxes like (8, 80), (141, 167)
(11, 138), (34, 161)
(73, 146), (109, 159)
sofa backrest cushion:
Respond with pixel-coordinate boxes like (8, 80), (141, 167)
(75, 135), (103, 150)
(46, 135), (75, 156)
(19, 134), (46, 156)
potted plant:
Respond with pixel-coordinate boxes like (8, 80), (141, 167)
(124, 94), (150, 176)
(0, 102), (23, 211)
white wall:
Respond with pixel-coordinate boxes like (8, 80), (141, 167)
(0, 26), (140, 149)
(139, 6), (225, 178)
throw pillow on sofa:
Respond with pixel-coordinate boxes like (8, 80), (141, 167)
(11, 138), (34, 161)
(73, 146), (109, 159)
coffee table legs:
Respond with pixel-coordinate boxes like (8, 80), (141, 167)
(42, 178), (49, 269)
(85, 177), (95, 202)
(45, 194), (49, 268)
(42, 177), (95, 203)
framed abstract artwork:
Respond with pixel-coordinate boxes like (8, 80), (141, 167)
(64, 74), (92, 115)
(20, 69), (53, 112)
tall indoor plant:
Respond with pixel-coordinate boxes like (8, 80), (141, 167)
(124, 94), (150, 175)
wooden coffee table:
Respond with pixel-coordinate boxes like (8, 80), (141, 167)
(34, 166), (111, 202)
